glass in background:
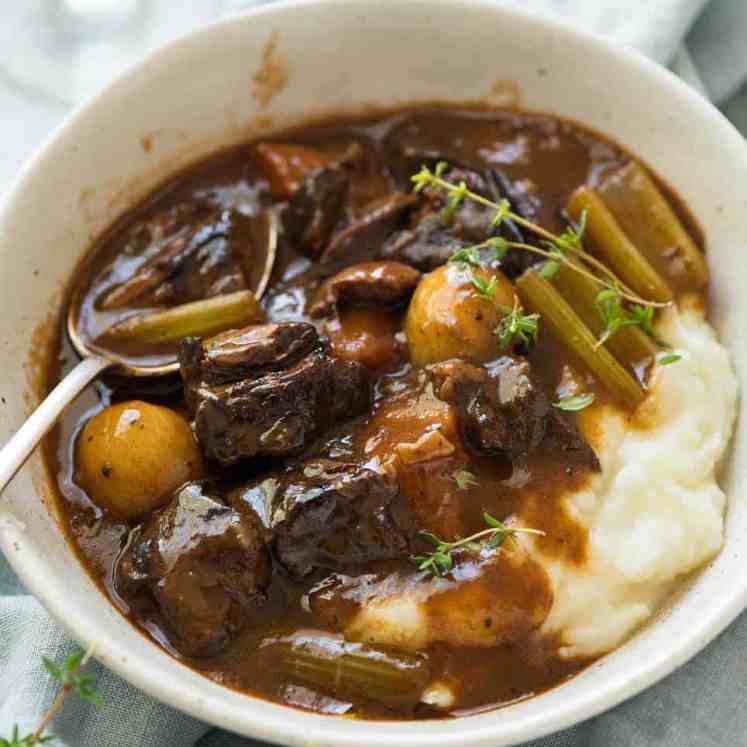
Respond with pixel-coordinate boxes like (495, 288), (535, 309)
(0, 0), (229, 106)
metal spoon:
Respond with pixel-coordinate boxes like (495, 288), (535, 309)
(0, 210), (277, 495)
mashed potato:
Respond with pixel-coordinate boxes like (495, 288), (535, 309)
(540, 306), (738, 657)
(343, 306), (737, 663)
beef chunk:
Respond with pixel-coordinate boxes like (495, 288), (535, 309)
(230, 460), (413, 577)
(96, 203), (254, 310)
(420, 167), (506, 242)
(308, 261), (421, 318)
(282, 139), (414, 262)
(181, 322), (319, 396)
(381, 165), (540, 278)
(318, 193), (418, 263)
(430, 357), (599, 469)
(380, 214), (468, 272)
(284, 166), (351, 257)
(179, 323), (371, 465)
(115, 482), (270, 657)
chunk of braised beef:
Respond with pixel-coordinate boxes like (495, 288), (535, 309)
(280, 138), (416, 262)
(489, 170), (542, 278)
(96, 203), (253, 310)
(381, 165), (538, 277)
(179, 323), (372, 465)
(308, 261), (421, 318)
(283, 166), (351, 256)
(115, 481), (271, 658)
(429, 357), (599, 469)
(181, 322), (318, 397)
(421, 167), (501, 241)
(230, 460), (413, 577)
(318, 192), (418, 263)
(380, 214), (468, 272)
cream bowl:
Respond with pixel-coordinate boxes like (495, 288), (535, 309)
(0, 1), (745, 744)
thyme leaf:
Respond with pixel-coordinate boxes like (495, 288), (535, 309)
(3, 646), (100, 747)
(657, 352), (682, 365)
(495, 296), (540, 351)
(453, 469), (478, 491)
(412, 513), (544, 578)
(595, 289), (666, 348)
(554, 393), (596, 411)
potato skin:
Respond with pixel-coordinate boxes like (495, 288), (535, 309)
(405, 264), (514, 367)
(76, 400), (203, 520)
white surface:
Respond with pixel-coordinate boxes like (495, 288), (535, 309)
(0, 1), (746, 746)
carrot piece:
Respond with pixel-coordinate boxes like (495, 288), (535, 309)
(254, 142), (330, 197)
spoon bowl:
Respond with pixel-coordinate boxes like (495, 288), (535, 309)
(65, 208), (279, 377)
(0, 208), (277, 493)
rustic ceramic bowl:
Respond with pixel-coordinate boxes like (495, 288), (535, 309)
(0, 1), (744, 745)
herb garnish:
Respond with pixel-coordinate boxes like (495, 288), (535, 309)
(448, 241), (538, 350)
(495, 296), (540, 351)
(2, 646), (100, 746)
(657, 352), (682, 366)
(413, 512), (544, 577)
(469, 272), (500, 303)
(453, 468), (478, 491)
(539, 210), (587, 280)
(554, 393), (595, 411)
(449, 237), (509, 273)
(412, 163), (666, 310)
(595, 288), (660, 347)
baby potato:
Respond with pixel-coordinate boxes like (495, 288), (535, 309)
(405, 264), (515, 366)
(76, 401), (203, 520)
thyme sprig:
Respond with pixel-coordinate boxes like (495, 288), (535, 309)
(595, 288), (660, 348)
(449, 243), (538, 350)
(1, 645), (100, 747)
(0, 728), (53, 747)
(554, 392), (595, 411)
(657, 352), (682, 366)
(495, 296), (540, 351)
(452, 468), (478, 491)
(413, 512), (545, 577)
(412, 164), (667, 310)
(449, 236), (509, 268)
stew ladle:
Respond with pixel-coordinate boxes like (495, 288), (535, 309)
(0, 211), (277, 496)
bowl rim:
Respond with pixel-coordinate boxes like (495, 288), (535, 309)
(1, 0), (746, 745)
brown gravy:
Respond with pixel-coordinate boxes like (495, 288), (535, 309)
(43, 106), (702, 719)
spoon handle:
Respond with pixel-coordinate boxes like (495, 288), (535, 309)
(0, 356), (113, 496)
